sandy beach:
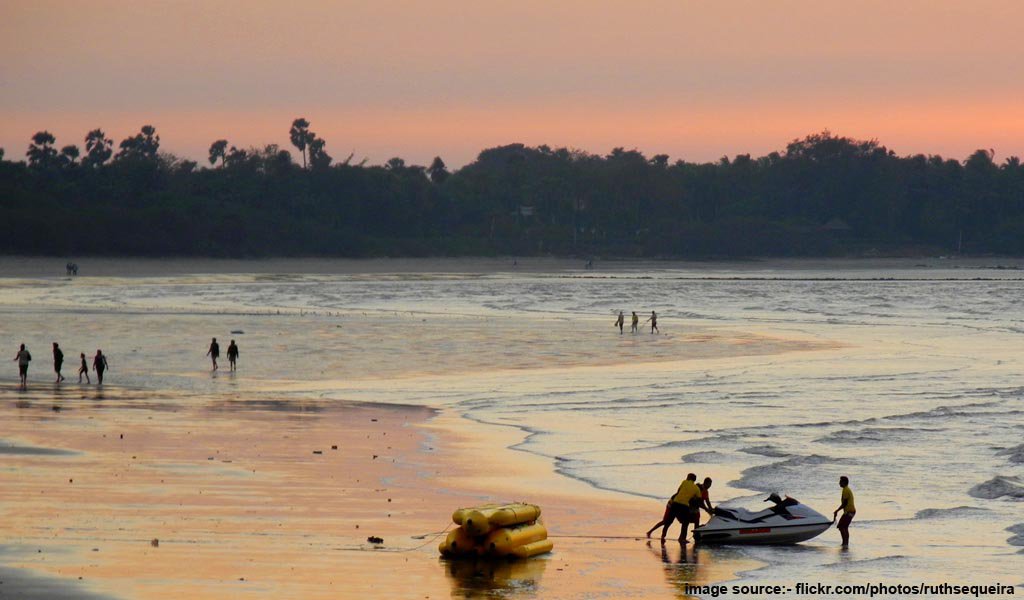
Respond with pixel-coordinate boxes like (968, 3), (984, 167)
(0, 383), (758, 599)
(2, 258), (1022, 599)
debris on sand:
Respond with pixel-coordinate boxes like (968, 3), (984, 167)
(366, 536), (383, 544)
(151, 538), (159, 547)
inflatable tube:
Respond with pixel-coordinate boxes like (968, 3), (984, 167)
(483, 522), (548, 556)
(510, 538), (554, 559)
(439, 526), (481, 556)
(455, 503), (541, 536)
(451, 504), (498, 526)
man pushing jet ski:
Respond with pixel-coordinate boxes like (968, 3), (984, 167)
(649, 472), (847, 545)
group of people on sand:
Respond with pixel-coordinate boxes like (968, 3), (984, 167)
(13, 343), (107, 387)
(648, 473), (856, 547)
(615, 310), (659, 334)
(13, 337), (242, 386)
(206, 337), (239, 372)
(647, 473), (715, 543)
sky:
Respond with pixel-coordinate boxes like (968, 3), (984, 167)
(2, 0), (1023, 168)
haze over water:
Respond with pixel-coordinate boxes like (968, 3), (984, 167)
(1, 257), (1022, 597)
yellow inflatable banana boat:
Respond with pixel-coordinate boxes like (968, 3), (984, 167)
(451, 502), (542, 536)
(483, 522), (549, 556)
(438, 526), (482, 556)
(510, 538), (554, 559)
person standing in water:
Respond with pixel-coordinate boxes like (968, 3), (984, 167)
(206, 337), (220, 371)
(227, 339), (239, 371)
(93, 350), (108, 384)
(52, 342), (65, 383)
(631, 311), (639, 334)
(13, 344), (32, 387)
(614, 311), (625, 334)
(833, 475), (856, 547)
(645, 310), (659, 334)
(78, 352), (90, 383)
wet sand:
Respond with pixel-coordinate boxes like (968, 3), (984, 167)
(0, 385), (756, 599)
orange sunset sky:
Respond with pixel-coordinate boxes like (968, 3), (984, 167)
(2, 0), (1023, 168)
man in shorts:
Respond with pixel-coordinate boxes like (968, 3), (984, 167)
(13, 344), (31, 387)
(833, 475), (856, 547)
(661, 472), (701, 543)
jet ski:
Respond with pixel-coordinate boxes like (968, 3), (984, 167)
(693, 493), (832, 545)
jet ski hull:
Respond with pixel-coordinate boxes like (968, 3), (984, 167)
(694, 521), (831, 545)
(693, 497), (832, 545)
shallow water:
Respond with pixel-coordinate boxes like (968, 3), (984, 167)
(1, 257), (1022, 597)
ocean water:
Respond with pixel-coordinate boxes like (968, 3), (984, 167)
(1, 257), (1022, 597)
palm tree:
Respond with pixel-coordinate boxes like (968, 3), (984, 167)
(289, 118), (312, 169)
(27, 131), (58, 169)
(208, 139), (229, 167)
(84, 129), (113, 167)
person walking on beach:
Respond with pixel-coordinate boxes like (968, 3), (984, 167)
(206, 337), (220, 371)
(645, 310), (659, 334)
(52, 342), (65, 383)
(13, 343), (32, 387)
(614, 311), (625, 334)
(93, 350), (108, 385)
(631, 311), (639, 334)
(78, 352), (90, 383)
(227, 339), (239, 371)
(833, 475), (856, 547)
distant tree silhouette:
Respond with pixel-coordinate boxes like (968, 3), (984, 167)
(289, 118), (312, 169)
(59, 145), (80, 168)
(4, 125), (1024, 258)
(208, 139), (229, 167)
(26, 131), (58, 169)
(428, 156), (449, 184)
(83, 129), (113, 167)
(309, 136), (332, 170)
(116, 125), (160, 161)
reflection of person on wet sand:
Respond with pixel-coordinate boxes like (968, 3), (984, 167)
(206, 337), (220, 371)
(614, 311), (625, 334)
(646, 539), (700, 596)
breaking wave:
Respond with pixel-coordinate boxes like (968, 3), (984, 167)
(968, 476), (1024, 500)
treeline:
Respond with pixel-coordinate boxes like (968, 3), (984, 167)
(1, 121), (1023, 257)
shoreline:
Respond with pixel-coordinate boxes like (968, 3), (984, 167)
(4, 255), (1024, 279)
(0, 384), (759, 599)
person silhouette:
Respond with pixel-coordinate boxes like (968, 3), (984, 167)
(53, 342), (65, 382)
(645, 310), (659, 334)
(13, 343), (32, 387)
(78, 352), (90, 383)
(93, 350), (108, 385)
(206, 337), (220, 371)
